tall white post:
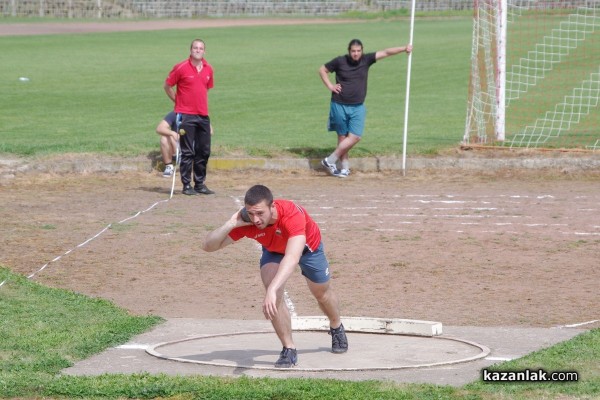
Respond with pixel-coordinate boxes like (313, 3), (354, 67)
(402, 0), (416, 176)
(496, 0), (507, 141)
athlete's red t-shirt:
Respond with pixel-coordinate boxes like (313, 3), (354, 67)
(228, 200), (321, 254)
(165, 57), (214, 116)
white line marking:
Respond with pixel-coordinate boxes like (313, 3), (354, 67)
(556, 320), (599, 328)
(486, 356), (514, 361)
(116, 344), (150, 350)
(432, 207), (498, 211)
(416, 200), (474, 204)
(1, 194), (173, 288)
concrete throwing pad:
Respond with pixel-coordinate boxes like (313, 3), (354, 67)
(147, 331), (488, 371)
(62, 318), (586, 386)
(146, 317), (489, 371)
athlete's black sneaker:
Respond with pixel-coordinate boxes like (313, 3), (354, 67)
(194, 184), (215, 195)
(330, 323), (348, 354)
(274, 347), (298, 368)
(182, 185), (199, 195)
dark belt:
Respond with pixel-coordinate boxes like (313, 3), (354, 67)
(271, 245), (310, 256)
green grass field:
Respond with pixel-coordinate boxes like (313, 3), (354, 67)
(1, 266), (598, 399)
(0, 18), (472, 158)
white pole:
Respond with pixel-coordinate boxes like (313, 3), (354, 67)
(169, 116), (182, 199)
(402, 0), (416, 176)
(496, 0), (507, 141)
(169, 146), (179, 199)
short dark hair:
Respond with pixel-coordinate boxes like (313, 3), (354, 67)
(244, 185), (273, 206)
(190, 38), (205, 49)
(348, 38), (363, 52)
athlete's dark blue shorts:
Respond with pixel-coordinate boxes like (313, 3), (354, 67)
(260, 242), (330, 283)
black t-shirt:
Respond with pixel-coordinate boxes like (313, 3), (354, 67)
(324, 52), (377, 105)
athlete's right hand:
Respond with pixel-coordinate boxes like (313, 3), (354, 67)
(231, 209), (252, 226)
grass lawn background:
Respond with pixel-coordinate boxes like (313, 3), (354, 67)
(0, 18), (472, 158)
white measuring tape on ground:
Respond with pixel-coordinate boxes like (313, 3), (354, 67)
(0, 183), (174, 289)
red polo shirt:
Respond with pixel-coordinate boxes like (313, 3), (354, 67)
(228, 200), (321, 254)
(165, 57), (214, 116)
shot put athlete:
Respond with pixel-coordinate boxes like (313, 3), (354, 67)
(201, 184), (348, 368)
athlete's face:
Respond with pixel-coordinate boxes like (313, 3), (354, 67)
(245, 200), (275, 229)
(349, 44), (363, 61)
(190, 41), (205, 61)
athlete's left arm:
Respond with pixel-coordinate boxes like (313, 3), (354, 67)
(262, 235), (306, 320)
(375, 44), (413, 61)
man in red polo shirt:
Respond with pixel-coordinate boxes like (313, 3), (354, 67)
(164, 38), (215, 196)
(201, 184), (348, 368)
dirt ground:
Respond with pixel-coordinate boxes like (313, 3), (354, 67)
(2, 166), (599, 329)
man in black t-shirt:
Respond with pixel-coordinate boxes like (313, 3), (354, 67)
(318, 39), (412, 178)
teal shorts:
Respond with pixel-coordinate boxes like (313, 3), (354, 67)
(327, 101), (366, 137)
(260, 242), (330, 283)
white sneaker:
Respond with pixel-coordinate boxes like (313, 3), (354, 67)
(337, 169), (350, 178)
(162, 164), (174, 177)
(321, 158), (340, 177)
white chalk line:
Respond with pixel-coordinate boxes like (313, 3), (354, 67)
(555, 320), (599, 329)
(485, 356), (515, 361)
(0, 197), (171, 289)
(572, 232), (600, 236)
(319, 209), (597, 235)
(116, 343), (150, 350)
(303, 193), (566, 200)
(309, 193), (597, 236)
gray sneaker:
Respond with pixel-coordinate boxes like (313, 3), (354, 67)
(329, 323), (348, 354)
(162, 164), (174, 177)
(274, 347), (298, 368)
(336, 168), (350, 178)
(321, 158), (340, 177)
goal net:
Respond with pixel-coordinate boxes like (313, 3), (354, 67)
(464, 0), (600, 150)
